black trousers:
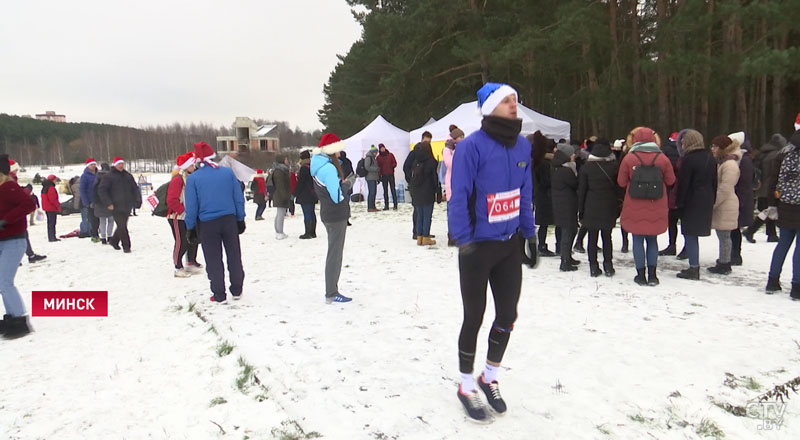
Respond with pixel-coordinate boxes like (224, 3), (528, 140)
(667, 209), (680, 248)
(537, 224), (562, 250)
(46, 211), (58, 241)
(25, 231), (34, 257)
(731, 228), (742, 260)
(560, 225), (577, 264)
(89, 208), (100, 238)
(110, 212), (131, 250)
(198, 215), (244, 301)
(587, 228), (613, 266)
(169, 217), (199, 269)
(575, 226), (587, 247)
(381, 175), (397, 207)
(458, 235), (522, 373)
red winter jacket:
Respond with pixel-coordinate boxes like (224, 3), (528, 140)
(41, 183), (61, 212)
(0, 180), (36, 240)
(617, 150), (676, 235)
(166, 174), (186, 218)
(377, 151), (397, 177)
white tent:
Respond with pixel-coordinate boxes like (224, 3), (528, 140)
(219, 155), (257, 183)
(423, 117), (437, 126)
(409, 101), (571, 145)
(342, 115), (411, 199)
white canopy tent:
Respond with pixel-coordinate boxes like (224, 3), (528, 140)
(409, 101), (571, 145)
(219, 155), (257, 183)
(342, 115), (411, 200)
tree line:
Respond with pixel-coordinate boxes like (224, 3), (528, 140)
(0, 114), (322, 169)
(320, 0), (800, 144)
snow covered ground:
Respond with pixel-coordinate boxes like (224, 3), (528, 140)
(2, 165), (799, 439)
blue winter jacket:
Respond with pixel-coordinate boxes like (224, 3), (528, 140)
(184, 164), (246, 230)
(79, 167), (97, 207)
(447, 129), (536, 245)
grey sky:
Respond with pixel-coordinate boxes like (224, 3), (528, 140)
(0, 0), (362, 131)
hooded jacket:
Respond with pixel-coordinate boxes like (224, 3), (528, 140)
(676, 132), (717, 237)
(271, 163), (291, 208)
(617, 143), (676, 235)
(294, 160), (317, 205)
(79, 166), (97, 207)
(550, 149), (578, 229)
(376, 148), (397, 177)
(577, 145), (620, 230)
(311, 153), (354, 223)
(41, 179), (61, 212)
(712, 142), (742, 231)
(447, 129), (535, 245)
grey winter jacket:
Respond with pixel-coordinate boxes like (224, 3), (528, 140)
(365, 153), (380, 181)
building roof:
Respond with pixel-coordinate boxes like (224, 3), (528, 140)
(256, 125), (278, 137)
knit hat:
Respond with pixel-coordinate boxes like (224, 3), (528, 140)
(47, 174), (57, 181)
(369, 145), (378, 154)
(85, 158), (97, 167)
(9, 159), (19, 174)
(299, 150), (311, 160)
(313, 133), (346, 155)
(450, 128), (465, 139)
(476, 82), (518, 116)
(591, 139), (613, 158)
(728, 131), (745, 146)
(629, 126), (659, 145)
(193, 142), (215, 161)
(680, 129), (705, 154)
(710, 135), (732, 150)
(556, 142), (575, 157)
(769, 133), (787, 149)
(112, 156), (124, 166)
(0, 154), (9, 175)
(176, 152), (196, 171)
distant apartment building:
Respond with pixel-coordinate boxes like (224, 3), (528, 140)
(35, 111), (66, 122)
(216, 117), (280, 154)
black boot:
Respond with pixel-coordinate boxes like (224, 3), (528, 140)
(743, 220), (760, 243)
(299, 222), (312, 239)
(2, 315), (32, 339)
(589, 263), (602, 277)
(707, 262), (732, 275)
(0, 314), (10, 335)
(538, 245), (556, 257)
(603, 261), (615, 277)
(676, 246), (688, 260)
(730, 254), (743, 266)
(621, 238), (629, 253)
(647, 266), (659, 286)
(677, 266), (700, 280)
(658, 245), (676, 256)
(560, 261), (578, 272)
(311, 220), (317, 238)
(791, 283), (800, 301)
(765, 277), (782, 293)
(634, 268), (648, 285)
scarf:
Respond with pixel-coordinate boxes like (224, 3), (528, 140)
(628, 142), (661, 153)
(481, 116), (522, 147)
(562, 161), (577, 176)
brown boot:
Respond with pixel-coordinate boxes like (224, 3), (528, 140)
(423, 236), (437, 246)
(417, 236), (424, 246)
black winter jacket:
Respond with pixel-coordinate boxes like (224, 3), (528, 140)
(97, 168), (141, 214)
(294, 163), (317, 205)
(676, 149), (717, 236)
(533, 156), (554, 225)
(550, 150), (578, 229)
(578, 156), (620, 230)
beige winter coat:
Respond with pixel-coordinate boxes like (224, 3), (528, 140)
(712, 148), (741, 231)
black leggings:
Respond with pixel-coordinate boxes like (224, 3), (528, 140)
(667, 209), (680, 248)
(458, 235), (522, 374)
(169, 217), (199, 269)
(537, 224), (562, 250)
(588, 228), (613, 265)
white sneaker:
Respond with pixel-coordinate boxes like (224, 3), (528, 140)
(276, 233), (288, 240)
(174, 268), (192, 278)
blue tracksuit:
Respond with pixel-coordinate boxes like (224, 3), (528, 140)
(447, 129), (535, 245)
(184, 164), (245, 230)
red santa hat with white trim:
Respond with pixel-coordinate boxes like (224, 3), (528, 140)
(193, 142), (216, 162)
(9, 159), (19, 174)
(795, 112), (800, 131)
(176, 152), (196, 171)
(112, 156), (124, 166)
(85, 158), (97, 167)
(312, 133), (346, 156)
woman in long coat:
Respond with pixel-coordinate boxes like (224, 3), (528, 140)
(577, 140), (620, 277)
(674, 130), (717, 280)
(708, 135), (741, 275)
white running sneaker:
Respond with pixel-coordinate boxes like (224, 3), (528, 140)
(276, 233), (288, 240)
(174, 268), (192, 278)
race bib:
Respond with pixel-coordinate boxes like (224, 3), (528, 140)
(487, 188), (520, 223)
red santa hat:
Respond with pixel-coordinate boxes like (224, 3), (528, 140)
(176, 152), (196, 171)
(795, 112), (800, 131)
(47, 174), (58, 181)
(669, 132), (679, 142)
(9, 159), (19, 174)
(312, 133), (345, 156)
(85, 158), (97, 167)
(193, 142), (216, 161)
(256, 168), (264, 174)
(112, 157), (124, 166)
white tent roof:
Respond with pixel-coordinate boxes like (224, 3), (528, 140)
(409, 101), (571, 143)
(342, 115), (410, 185)
(218, 155), (257, 183)
(423, 117), (437, 126)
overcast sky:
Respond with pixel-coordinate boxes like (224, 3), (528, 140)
(0, 0), (362, 131)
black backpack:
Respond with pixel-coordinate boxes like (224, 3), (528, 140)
(356, 158), (368, 177)
(628, 152), (664, 199)
(411, 160), (426, 188)
(151, 182), (170, 217)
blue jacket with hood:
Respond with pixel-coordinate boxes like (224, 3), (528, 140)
(184, 163), (245, 230)
(447, 129), (535, 245)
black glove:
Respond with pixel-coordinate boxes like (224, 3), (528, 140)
(187, 228), (198, 245)
(520, 235), (539, 269)
(237, 221), (246, 234)
(0, 219), (6, 231)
